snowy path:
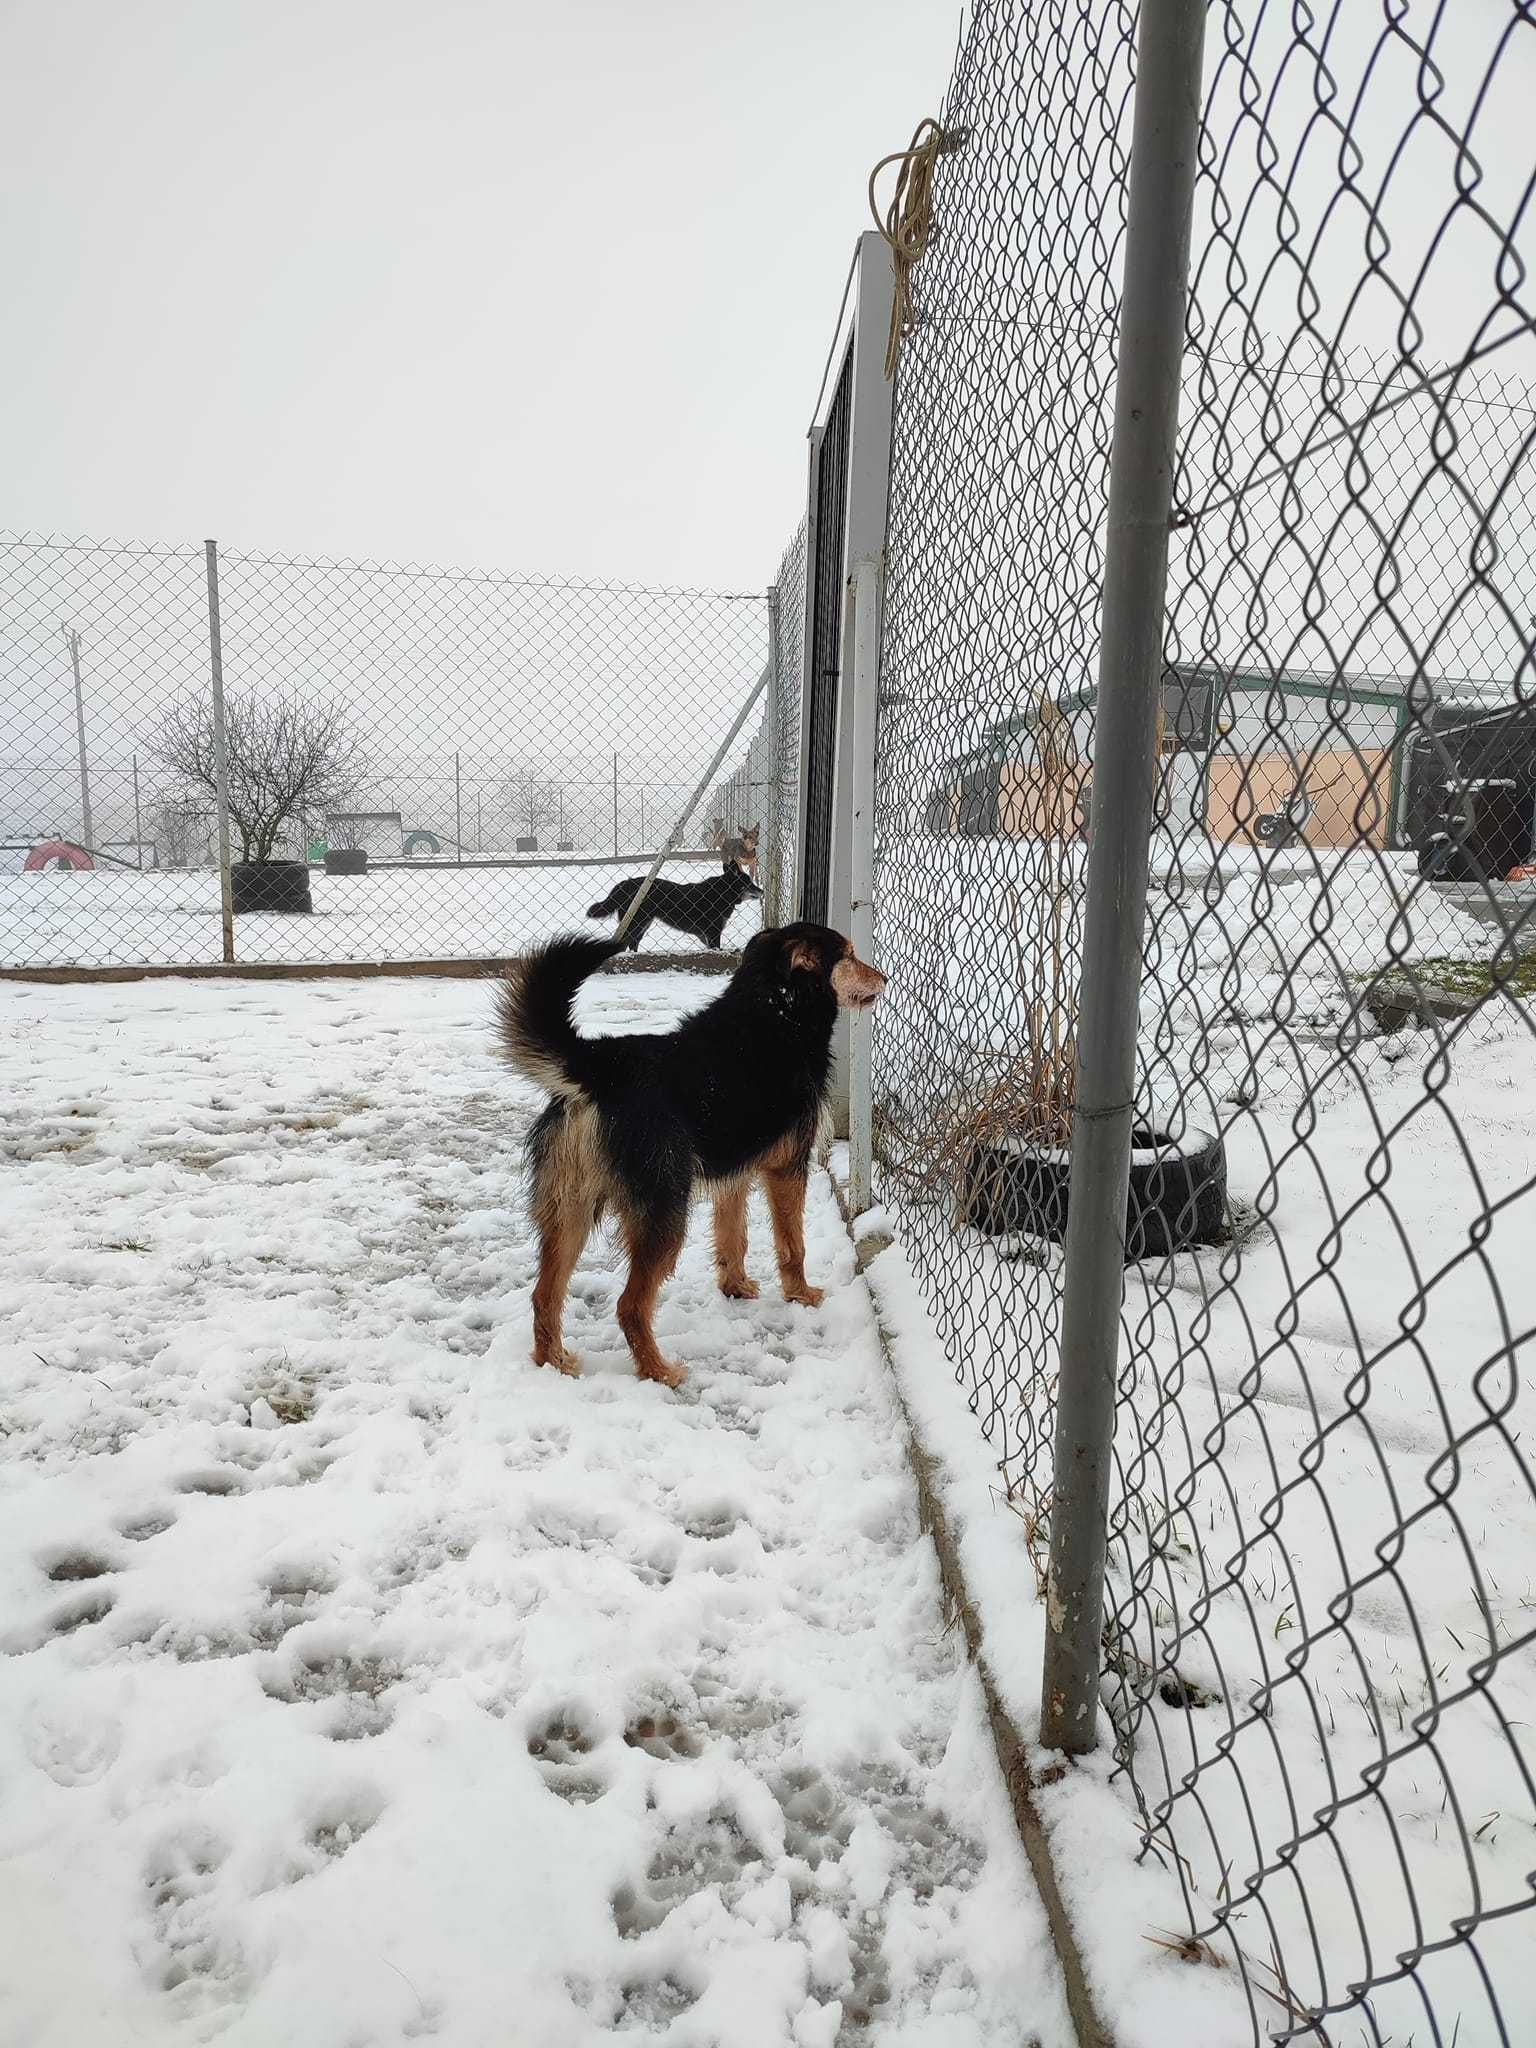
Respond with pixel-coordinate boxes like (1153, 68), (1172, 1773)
(0, 974), (1066, 2048)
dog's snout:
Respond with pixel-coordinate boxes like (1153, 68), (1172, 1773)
(831, 952), (888, 1009)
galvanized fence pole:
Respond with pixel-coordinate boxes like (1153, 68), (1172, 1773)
(1040, 0), (1207, 1756)
(613, 663), (771, 946)
(64, 627), (94, 853)
(132, 755), (143, 868)
(846, 557), (880, 1214)
(203, 539), (238, 965)
(762, 587), (785, 924)
(455, 751), (463, 864)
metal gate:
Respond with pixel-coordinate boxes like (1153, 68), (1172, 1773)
(799, 348), (853, 924)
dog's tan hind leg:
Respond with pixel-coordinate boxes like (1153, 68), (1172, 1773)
(531, 1190), (589, 1376)
(617, 1210), (689, 1388)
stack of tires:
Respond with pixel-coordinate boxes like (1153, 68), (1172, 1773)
(232, 862), (313, 914)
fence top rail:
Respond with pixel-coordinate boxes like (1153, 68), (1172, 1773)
(0, 531), (768, 606)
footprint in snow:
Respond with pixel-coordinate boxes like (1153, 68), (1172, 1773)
(2, 1589), (119, 1653)
(141, 1829), (253, 2014)
(23, 1699), (123, 1787)
(42, 1550), (116, 1583)
(528, 1710), (608, 1804)
(175, 1469), (246, 1498)
(623, 1712), (703, 1762)
(119, 1509), (177, 1543)
(262, 1651), (403, 1740)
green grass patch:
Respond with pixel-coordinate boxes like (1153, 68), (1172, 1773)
(1401, 952), (1536, 1002)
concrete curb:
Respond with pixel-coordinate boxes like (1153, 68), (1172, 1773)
(0, 951), (739, 987)
(831, 1187), (1115, 2048)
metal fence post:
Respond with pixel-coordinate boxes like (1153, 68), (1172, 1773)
(612, 753), (620, 855)
(63, 627), (94, 853)
(132, 754), (143, 868)
(762, 587), (784, 924)
(203, 539), (237, 965)
(846, 557), (880, 1214)
(455, 752), (463, 864)
(1040, 0), (1207, 1756)
(613, 664), (771, 947)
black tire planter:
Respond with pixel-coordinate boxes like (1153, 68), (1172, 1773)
(324, 848), (368, 876)
(231, 860), (313, 915)
(964, 1124), (1226, 1262)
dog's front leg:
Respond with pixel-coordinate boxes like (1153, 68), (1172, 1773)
(762, 1165), (823, 1308)
(711, 1178), (758, 1299)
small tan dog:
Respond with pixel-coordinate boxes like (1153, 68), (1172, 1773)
(720, 822), (759, 881)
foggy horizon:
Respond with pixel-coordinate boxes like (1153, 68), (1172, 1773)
(3, 0), (961, 591)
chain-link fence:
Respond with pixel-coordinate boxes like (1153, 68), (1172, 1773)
(1, 536), (771, 971)
(706, 519), (807, 926)
(872, 2), (1535, 2042)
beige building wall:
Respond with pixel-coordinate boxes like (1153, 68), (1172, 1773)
(1204, 746), (1392, 848)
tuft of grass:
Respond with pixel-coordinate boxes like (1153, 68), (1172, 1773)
(1145, 1928), (1228, 1969)
(258, 1387), (317, 1426)
(1400, 952), (1536, 1002)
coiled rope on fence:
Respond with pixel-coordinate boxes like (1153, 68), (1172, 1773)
(868, 118), (947, 379)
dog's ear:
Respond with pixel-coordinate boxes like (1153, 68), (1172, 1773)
(781, 936), (822, 978)
(724, 858), (739, 873)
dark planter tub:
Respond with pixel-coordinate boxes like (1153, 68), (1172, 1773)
(964, 1123), (1226, 1261)
(324, 848), (368, 876)
(232, 860), (313, 915)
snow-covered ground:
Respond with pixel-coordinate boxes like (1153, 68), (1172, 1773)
(0, 971), (1066, 2048)
(876, 834), (1507, 1106)
(0, 857), (765, 970)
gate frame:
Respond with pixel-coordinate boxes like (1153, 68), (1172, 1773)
(793, 230), (896, 1136)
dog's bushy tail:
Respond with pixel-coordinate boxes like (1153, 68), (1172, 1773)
(496, 935), (620, 1099)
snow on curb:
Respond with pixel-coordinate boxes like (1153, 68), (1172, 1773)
(852, 1213), (1255, 2048)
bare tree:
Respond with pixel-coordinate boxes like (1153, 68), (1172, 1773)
(504, 766), (563, 843)
(324, 810), (369, 853)
(151, 689), (365, 864)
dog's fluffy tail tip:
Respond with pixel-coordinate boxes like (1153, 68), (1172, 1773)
(496, 934), (620, 1097)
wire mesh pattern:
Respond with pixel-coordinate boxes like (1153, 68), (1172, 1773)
(872, 3), (1536, 2042)
(1, 537), (771, 970)
(707, 519), (806, 926)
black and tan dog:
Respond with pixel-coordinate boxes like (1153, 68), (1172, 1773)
(587, 858), (761, 951)
(496, 923), (885, 1387)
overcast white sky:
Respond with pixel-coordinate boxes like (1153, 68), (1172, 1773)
(3, 0), (961, 589)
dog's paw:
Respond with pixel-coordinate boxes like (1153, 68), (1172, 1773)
(534, 1347), (583, 1378)
(782, 1282), (824, 1309)
(716, 1273), (760, 1301)
(637, 1358), (688, 1390)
